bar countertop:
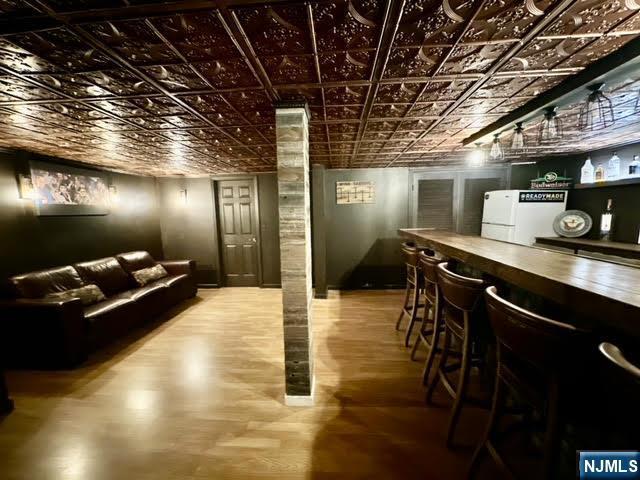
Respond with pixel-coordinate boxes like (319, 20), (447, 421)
(398, 229), (640, 336)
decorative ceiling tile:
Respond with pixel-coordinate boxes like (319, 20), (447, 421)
(319, 51), (372, 81)
(234, 4), (310, 56)
(312, 0), (383, 51)
(0, 0), (638, 174)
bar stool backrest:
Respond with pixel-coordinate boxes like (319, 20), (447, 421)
(401, 242), (419, 267)
(599, 342), (640, 381)
(436, 262), (486, 313)
(485, 286), (582, 371)
(419, 251), (440, 300)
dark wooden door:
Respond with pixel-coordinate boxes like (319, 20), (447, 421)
(217, 179), (259, 287)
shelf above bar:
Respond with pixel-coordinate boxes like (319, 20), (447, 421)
(574, 177), (640, 189)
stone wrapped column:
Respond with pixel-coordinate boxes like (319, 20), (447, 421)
(275, 102), (314, 405)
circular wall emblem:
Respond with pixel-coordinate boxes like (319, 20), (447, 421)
(553, 210), (592, 238)
(544, 172), (558, 183)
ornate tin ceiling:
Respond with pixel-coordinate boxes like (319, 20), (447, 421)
(1, 0), (640, 175)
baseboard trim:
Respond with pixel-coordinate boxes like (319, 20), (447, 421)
(284, 379), (315, 407)
(314, 291), (328, 299)
(197, 283), (220, 288)
(260, 283), (282, 288)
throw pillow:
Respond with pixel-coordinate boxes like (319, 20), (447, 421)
(132, 264), (168, 287)
(47, 284), (106, 306)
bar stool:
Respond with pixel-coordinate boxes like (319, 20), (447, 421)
(426, 262), (489, 447)
(595, 342), (640, 448)
(599, 342), (640, 380)
(410, 251), (445, 388)
(468, 286), (587, 480)
(396, 242), (426, 347)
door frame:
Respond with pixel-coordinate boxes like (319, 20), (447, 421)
(409, 166), (510, 231)
(212, 175), (264, 287)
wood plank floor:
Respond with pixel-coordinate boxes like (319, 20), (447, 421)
(0, 288), (488, 479)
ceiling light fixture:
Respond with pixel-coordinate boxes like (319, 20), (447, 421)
(510, 122), (527, 156)
(578, 83), (614, 131)
(467, 143), (485, 167)
(537, 106), (562, 143)
(489, 134), (504, 161)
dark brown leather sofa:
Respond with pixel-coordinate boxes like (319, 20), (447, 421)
(0, 251), (196, 369)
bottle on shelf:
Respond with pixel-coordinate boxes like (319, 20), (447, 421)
(629, 155), (640, 177)
(600, 198), (615, 241)
(580, 157), (594, 184)
(607, 151), (621, 180)
(595, 163), (606, 182)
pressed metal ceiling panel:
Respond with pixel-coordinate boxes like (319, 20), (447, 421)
(0, 0), (640, 175)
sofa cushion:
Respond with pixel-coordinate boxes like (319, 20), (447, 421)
(74, 257), (132, 296)
(9, 266), (84, 299)
(47, 284), (106, 306)
(84, 297), (133, 320)
(116, 251), (157, 274)
(122, 283), (167, 302)
(84, 297), (137, 349)
(132, 264), (168, 287)
(158, 274), (189, 288)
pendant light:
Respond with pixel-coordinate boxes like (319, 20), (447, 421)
(537, 106), (563, 143)
(489, 134), (504, 161)
(510, 122), (527, 156)
(467, 142), (485, 167)
(578, 83), (614, 131)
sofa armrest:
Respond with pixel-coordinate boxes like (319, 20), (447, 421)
(0, 298), (87, 368)
(158, 260), (196, 277)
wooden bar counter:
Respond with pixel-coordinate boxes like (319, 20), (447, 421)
(399, 229), (640, 337)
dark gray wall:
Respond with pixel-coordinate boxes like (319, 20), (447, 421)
(0, 148), (163, 282)
(323, 168), (410, 289)
(258, 173), (281, 287)
(511, 143), (640, 243)
(156, 174), (281, 287)
(157, 177), (219, 285)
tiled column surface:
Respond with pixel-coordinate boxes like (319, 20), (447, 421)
(276, 104), (314, 401)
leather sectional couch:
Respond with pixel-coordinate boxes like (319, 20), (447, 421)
(0, 251), (197, 368)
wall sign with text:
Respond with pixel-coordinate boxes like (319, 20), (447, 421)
(519, 191), (566, 203)
(336, 181), (375, 204)
(530, 171), (573, 189)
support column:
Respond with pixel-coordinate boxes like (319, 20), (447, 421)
(275, 103), (314, 405)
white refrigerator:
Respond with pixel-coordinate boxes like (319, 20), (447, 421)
(481, 190), (568, 246)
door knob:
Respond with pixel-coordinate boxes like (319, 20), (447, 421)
(251, 237), (257, 243)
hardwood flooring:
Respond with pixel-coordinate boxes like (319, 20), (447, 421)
(0, 288), (487, 479)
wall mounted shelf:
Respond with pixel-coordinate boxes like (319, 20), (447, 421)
(574, 177), (640, 189)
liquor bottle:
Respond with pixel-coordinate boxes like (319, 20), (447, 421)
(607, 152), (621, 180)
(629, 155), (640, 177)
(595, 163), (606, 182)
(580, 157), (594, 183)
(600, 198), (614, 241)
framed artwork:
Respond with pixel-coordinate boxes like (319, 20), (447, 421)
(336, 181), (376, 205)
(30, 161), (111, 216)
